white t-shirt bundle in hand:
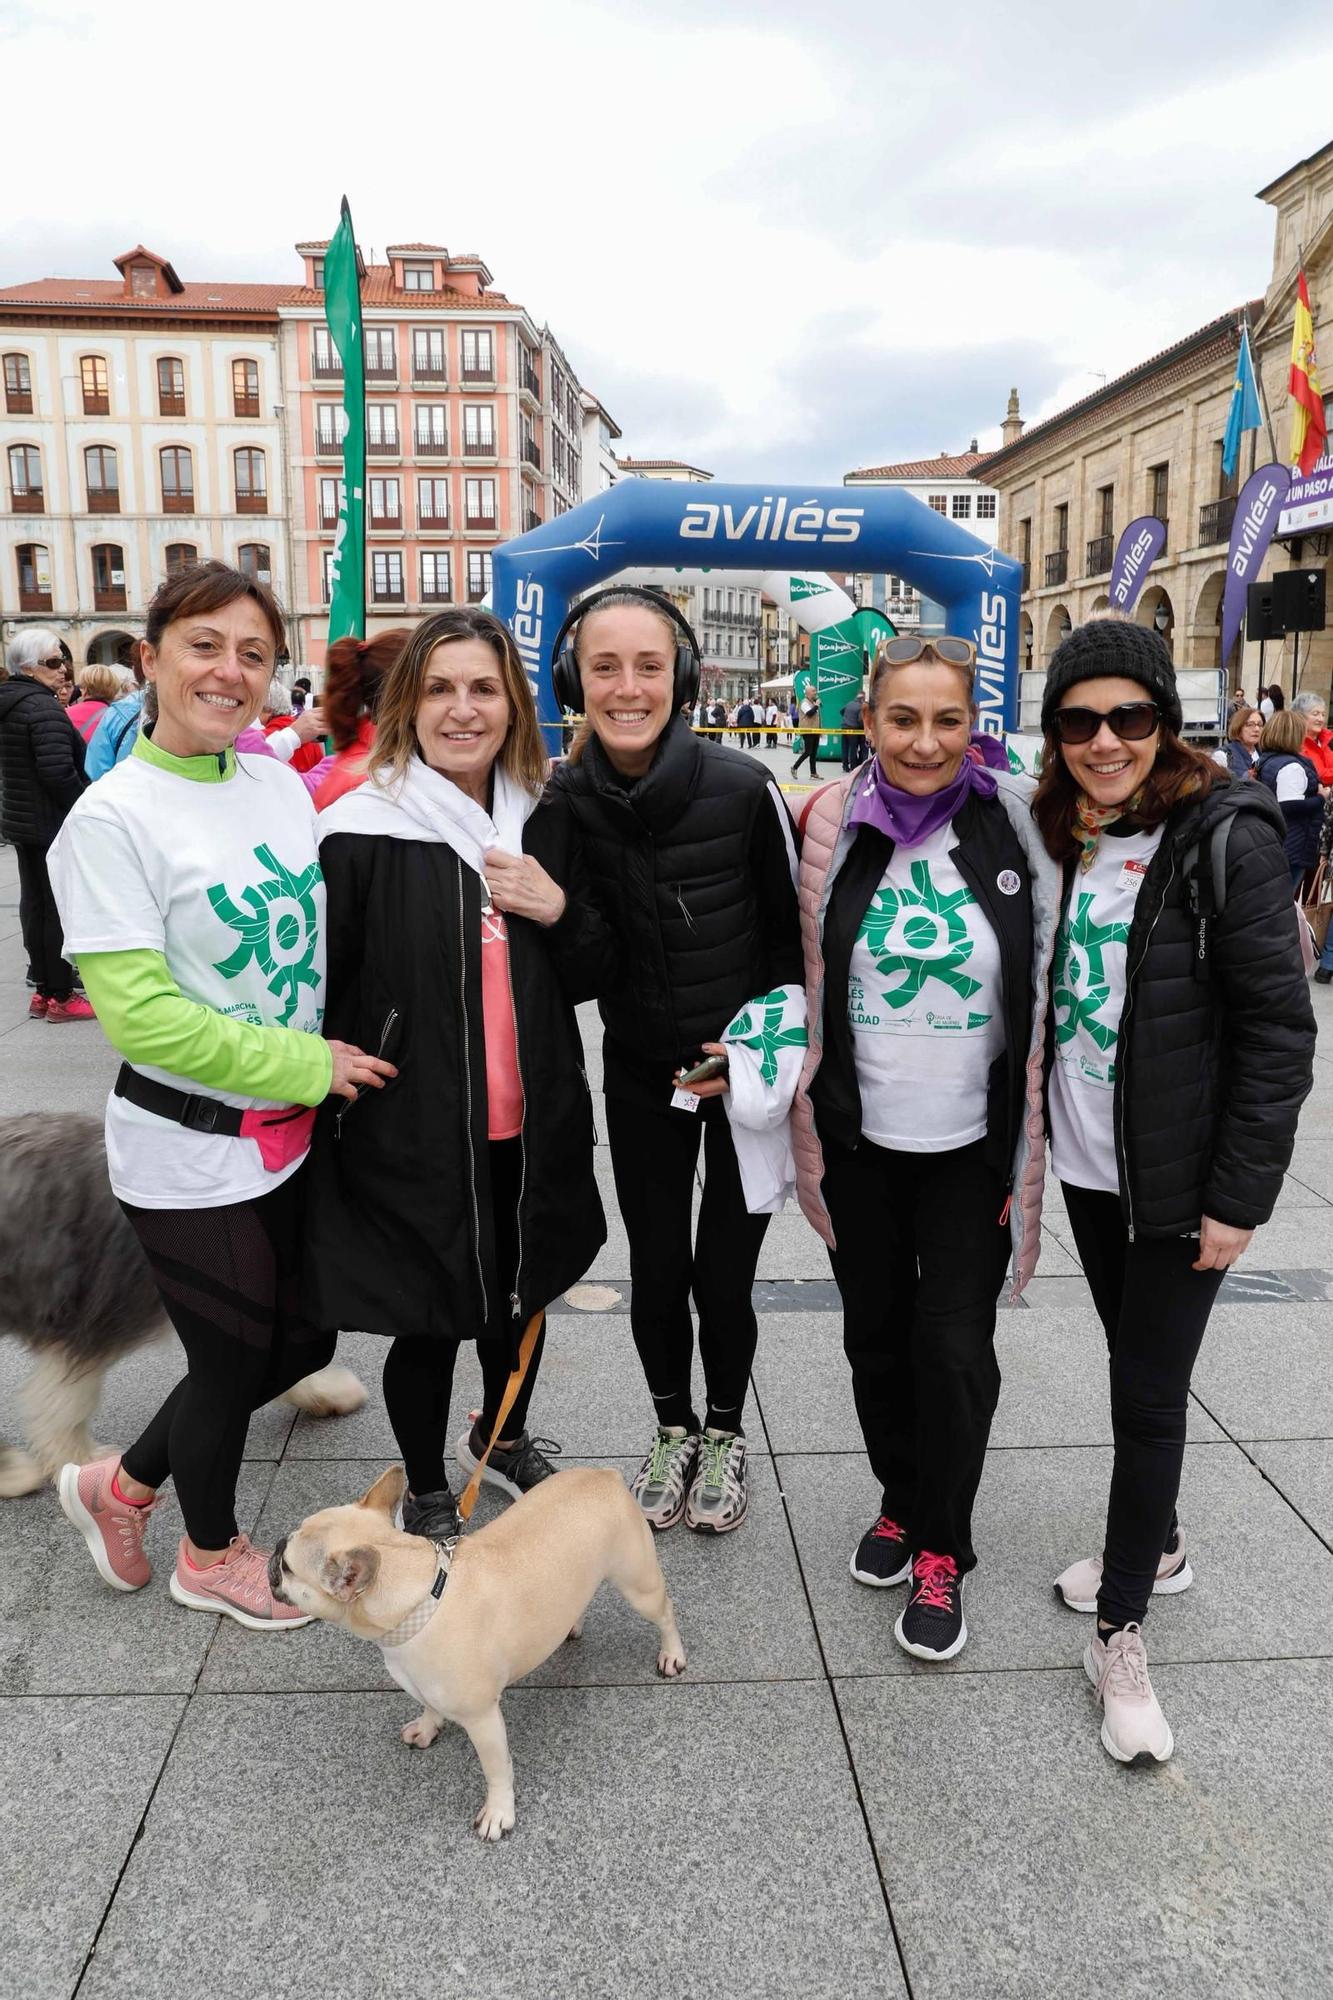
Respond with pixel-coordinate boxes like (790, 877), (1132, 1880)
(847, 820), (1006, 1154)
(1048, 824), (1164, 1193)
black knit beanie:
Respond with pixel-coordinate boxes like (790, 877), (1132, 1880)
(1040, 620), (1182, 733)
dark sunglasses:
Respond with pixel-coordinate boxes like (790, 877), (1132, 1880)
(878, 636), (977, 668)
(1052, 702), (1161, 746)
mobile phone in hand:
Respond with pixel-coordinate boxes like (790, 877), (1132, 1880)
(677, 1052), (729, 1086)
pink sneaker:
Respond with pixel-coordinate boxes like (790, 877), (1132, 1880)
(169, 1533), (313, 1630)
(1085, 1623), (1174, 1764)
(58, 1456), (156, 1591)
(28, 993), (48, 1019)
(46, 994), (96, 1022)
(1054, 1530), (1193, 1614)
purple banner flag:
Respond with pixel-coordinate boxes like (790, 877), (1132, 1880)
(1108, 516), (1167, 612)
(1220, 462), (1293, 666)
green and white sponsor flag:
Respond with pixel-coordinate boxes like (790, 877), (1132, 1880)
(325, 197), (366, 644)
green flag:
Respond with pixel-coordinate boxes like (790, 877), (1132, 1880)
(324, 197), (365, 643)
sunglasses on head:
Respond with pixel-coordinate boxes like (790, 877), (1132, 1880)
(878, 636), (977, 668)
(1052, 701), (1161, 745)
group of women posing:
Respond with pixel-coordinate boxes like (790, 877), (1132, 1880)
(48, 562), (1312, 1772)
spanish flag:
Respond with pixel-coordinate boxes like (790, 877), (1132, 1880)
(1289, 269), (1327, 478)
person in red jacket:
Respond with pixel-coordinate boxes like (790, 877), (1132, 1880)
(1291, 692), (1333, 786)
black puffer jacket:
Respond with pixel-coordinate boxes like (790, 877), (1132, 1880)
(304, 832), (605, 1354)
(530, 716), (803, 1086)
(1100, 778), (1314, 1235)
(0, 676), (86, 845)
(1257, 749), (1322, 872)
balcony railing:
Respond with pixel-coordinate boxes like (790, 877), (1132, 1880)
(369, 512), (402, 531)
(411, 360), (447, 383)
(158, 393), (186, 417)
(461, 362), (495, 383)
(5, 389), (33, 414)
(463, 436), (496, 458)
(233, 394), (260, 418)
(465, 512), (498, 532)
(87, 489), (120, 514)
(319, 507), (339, 529)
(312, 356), (343, 379)
(419, 581), (451, 603)
(1020, 559), (1030, 592)
(11, 489), (44, 513)
(1199, 496), (1236, 546)
(82, 394), (110, 416)
(94, 584), (127, 612)
(18, 587), (52, 612)
(467, 582), (487, 603)
(524, 509), (542, 532)
(1086, 533), (1113, 575)
(315, 432), (343, 457)
(163, 492), (195, 514)
(366, 435), (401, 457)
(417, 509), (449, 531)
(372, 580), (405, 604)
(1044, 549), (1068, 588)
(414, 433), (450, 457)
(236, 492), (267, 514)
(522, 438), (541, 470)
(365, 361), (397, 382)
(521, 366), (541, 400)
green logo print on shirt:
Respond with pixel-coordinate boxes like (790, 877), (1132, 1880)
(725, 990), (809, 1086)
(858, 859), (990, 1025)
(1052, 891), (1130, 1060)
(208, 843), (322, 1026)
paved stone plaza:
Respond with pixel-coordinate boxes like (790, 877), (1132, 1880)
(2, 810), (1332, 2000)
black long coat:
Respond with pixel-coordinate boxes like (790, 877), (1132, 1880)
(0, 676), (86, 845)
(304, 832), (605, 1355)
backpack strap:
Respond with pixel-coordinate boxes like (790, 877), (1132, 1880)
(1183, 808), (1237, 984)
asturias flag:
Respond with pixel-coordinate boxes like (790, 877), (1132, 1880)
(1222, 323), (1261, 479)
(1288, 269), (1328, 479)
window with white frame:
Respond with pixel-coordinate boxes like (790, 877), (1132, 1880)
(951, 494), (971, 519)
(402, 263), (434, 291)
(928, 494), (947, 514)
(976, 493), (996, 519)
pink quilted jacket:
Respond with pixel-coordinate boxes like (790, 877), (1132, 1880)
(791, 770), (1062, 1298)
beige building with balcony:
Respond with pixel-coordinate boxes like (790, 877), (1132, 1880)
(0, 246), (288, 666)
(977, 140), (1333, 703)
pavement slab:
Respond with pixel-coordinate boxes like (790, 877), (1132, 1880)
(1190, 1303), (1333, 1440)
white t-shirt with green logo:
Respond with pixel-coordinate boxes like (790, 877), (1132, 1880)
(847, 821), (1005, 1153)
(49, 749), (325, 1208)
(1048, 825), (1164, 1193)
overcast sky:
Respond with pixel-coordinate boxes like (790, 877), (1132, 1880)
(4, 0), (1331, 481)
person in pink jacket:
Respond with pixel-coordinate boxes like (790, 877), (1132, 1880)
(790, 635), (1061, 1663)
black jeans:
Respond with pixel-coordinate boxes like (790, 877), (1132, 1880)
(821, 1137), (1011, 1571)
(15, 840), (75, 1001)
(605, 1088), (768, 1435)
(381, 1138), (546, 1495)
(120, 1169), (335, 1548)
(1061, 1182), (1226, 1629)
(792, 733), (820, 779)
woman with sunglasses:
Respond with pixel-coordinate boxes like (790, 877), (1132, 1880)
(791, 633), (1060, 1661)
(1036, 619), (1313, 1764)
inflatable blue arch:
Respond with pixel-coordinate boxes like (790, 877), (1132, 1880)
(491, 480), (1022, 736)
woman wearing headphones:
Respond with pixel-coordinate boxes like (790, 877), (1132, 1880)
(527, 589), (803, 1537)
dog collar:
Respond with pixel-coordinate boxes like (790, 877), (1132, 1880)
(378, 1549), (450, 1649)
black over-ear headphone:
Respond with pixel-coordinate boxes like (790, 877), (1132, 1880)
(550, 586), (702, 714)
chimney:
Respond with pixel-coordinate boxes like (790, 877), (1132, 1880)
(969, 437), (978, 453)
(1001, 387), (1024, 448)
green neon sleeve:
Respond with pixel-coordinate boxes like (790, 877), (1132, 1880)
(75, 950), (334, 1107)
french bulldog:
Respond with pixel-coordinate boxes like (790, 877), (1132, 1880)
(271, 1463), (687, 1840)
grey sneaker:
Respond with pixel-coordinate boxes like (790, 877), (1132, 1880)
(400, 1487), (461, 1545)
(456, 1421), (562, 1501)
(630, 1426), (701, 1531)
(683, 1429), (749, 1536)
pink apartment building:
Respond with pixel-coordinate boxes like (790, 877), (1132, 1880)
(282, 241), (583, 664)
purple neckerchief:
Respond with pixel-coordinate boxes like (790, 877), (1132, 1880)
(847, 753), (998, 849)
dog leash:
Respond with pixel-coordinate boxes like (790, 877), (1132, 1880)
(456, 1310), (545, 1523)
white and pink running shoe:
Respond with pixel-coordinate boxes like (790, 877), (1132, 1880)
(59, 1455), (156, 1592)
(1054, 1531), (1193, 1614)
(169, 1533), (313, 1631)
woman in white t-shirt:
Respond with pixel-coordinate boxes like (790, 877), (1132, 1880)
(48, 563), (394, 1630)
(1035, 617), (1313, 1766)
(791, 635), (1062, 1664)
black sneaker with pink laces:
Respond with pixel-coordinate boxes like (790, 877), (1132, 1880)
(894, 1551), (968, 1661)
(850, 1513), (913, 1587)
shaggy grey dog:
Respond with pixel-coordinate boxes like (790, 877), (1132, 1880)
(0, 1112), (366, 1496)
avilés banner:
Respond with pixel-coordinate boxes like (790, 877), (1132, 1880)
(1220, 461), (1293, 667)
(1108, 516), (1167, 612)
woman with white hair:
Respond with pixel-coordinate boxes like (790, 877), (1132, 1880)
(0, 628), (93, 1021)
(1290, 690), (1333, 787)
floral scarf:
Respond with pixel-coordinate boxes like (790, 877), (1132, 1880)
(1073, 789), (1144, 872)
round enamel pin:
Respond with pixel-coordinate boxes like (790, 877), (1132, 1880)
(996, 869), (1021, 896)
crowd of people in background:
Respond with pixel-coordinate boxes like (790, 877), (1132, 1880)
(0, 572), (1319, 1774)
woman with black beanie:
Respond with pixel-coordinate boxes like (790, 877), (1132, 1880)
(1034, 617), (1313, 1765)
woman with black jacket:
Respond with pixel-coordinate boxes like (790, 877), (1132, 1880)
(1037, 619), (1314, 1766)
(527, 588), (802, 1539)
(0, 628), (92, 1021)
(307, 609), (605, 1544)
(790, 636), (1061, 1663)
(1256, 704), (1326, 891)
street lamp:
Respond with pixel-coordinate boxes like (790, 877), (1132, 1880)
(1153, 603), (1170, 633)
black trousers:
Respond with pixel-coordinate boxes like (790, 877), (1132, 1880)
(120, 1169), (335, 1548)
(381, 1139), (546, 1496)
(1061, 1183), (1226, 1630)
(792, 732), (821, 779)
(15, 840), (75, 1001)
(821, 1137), (1011, 1571)
(605, 1088), (768, 1435)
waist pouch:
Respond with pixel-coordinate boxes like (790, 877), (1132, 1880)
(113, 1063), (316, 1173)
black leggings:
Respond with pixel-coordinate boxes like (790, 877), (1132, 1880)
(120, 1170), (335, 1548)
(606, 1089), (768, 1435)
(381, 1138), (546, 1497)
(822, 1136), (1010, 1571)
(1061, 1183), (1227, 1629)
(15, 841), (75, 1001)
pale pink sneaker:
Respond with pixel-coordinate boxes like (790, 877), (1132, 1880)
(1054, 1530), (1193, 1613)
(1085, 1623), (1174, 1765)
(169, 1532), (313, 1630)
(58, 1455), (156, 1592)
